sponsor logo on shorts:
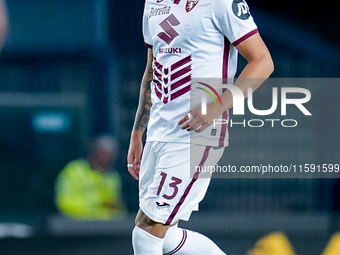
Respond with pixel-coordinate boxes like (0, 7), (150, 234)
(156, 202), (170, 207)
(211, 129), (217, 136)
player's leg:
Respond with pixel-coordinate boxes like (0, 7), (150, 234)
(163, 224), (226, 255)
(135, 209), (169, 237)
(132, 210), (169, 255)
(135, 142), (226, 254)
(161, 145), (227, 255)
(132, 142), (167, 255)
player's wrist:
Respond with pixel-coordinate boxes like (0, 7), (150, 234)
(130, 129), (143, 141)
(211, 102), (226, 116)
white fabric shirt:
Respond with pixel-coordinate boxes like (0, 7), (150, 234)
(143, 0), (258, 147)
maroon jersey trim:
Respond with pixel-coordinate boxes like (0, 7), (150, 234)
(232, 28), (259, 47)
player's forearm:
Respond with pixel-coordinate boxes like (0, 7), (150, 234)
(131, 49), (154, 139)
(220, 54), (274, 112)
(131, 79), (152, 138)
(238, 53), (274, 80)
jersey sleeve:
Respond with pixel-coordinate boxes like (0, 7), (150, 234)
(211, 0), (258, 46)
(142, 2), (153, 49)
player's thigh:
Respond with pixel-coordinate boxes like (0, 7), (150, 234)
(140, 143), (224, 224)
(140, 142), (191, 208)
(139, 142), (158, 201)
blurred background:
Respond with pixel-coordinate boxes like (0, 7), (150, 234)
(0, 0), (339, 254)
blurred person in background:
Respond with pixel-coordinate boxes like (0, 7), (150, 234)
(247, 232), (296, 255)
(55, 135), (127, 220)
(329, 178), (340, 234)
(0, 0), (8, 51)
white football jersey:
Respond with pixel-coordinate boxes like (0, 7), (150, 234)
(143, 0), (258, 147)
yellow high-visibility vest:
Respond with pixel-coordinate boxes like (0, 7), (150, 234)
(55, 159), (126, 220)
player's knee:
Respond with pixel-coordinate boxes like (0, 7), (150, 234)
(135, 209), (157, 227)
(134, 209), (170, 238)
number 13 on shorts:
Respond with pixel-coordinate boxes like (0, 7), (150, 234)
(156, 172), (182, 200)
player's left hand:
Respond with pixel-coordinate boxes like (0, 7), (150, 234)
(178, 102), (224, 132)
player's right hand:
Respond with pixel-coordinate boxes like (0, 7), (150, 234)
(127, 132), (143, 180)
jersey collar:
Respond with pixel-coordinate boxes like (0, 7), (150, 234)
(173, 0), (181, 4)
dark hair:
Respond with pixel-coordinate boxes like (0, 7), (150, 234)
(88, 134), (118, 156)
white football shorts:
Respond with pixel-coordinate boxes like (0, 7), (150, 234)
(139, 141), (224, 225)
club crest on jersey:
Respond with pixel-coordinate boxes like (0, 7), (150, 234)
(186, 0), (199, 12)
